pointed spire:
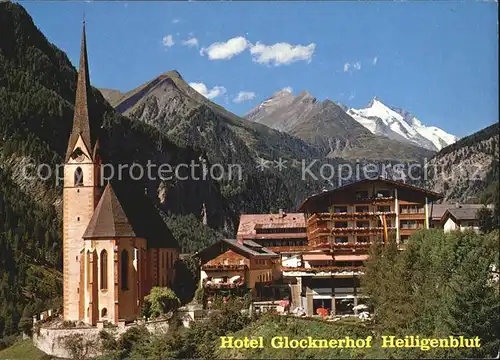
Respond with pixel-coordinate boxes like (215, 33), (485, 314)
(66, 20), (94, 161)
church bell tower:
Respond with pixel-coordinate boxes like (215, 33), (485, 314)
(63, 22), (102, 321)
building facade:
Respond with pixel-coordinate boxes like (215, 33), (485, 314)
(195, 178), (442, 316)
(197, 239), (280, 300)
(441, 207), (481, 232)
(63, 23), (179, 326)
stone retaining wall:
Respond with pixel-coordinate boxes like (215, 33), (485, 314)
(33, 327), (101, 359)
(32, 306), (202, 358)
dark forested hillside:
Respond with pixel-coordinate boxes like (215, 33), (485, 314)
(426, 122), (499, 202)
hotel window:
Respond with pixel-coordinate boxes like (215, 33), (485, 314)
(357, 236), (370, 243)
(400, 235), (410, 243)
(400, 220), (421, 229)
(401, 205), (424, 214)
(356, 221), (370, 228)
(223, 259), (229, 265)
(355, 206), (369, 213)
(333, 206), (348, 213)
(376, 189), (391, 198)
(239, 259), (245, 265)
(334, 221), (348, 228)
(355, 191), (369, 200)
(335, 236), (348, 244)
(377, 205), (391, 212)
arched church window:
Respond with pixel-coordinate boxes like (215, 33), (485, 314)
(101, 308), (108, 318)
(100, 250), (108, 290)
(74, 167), (84, 186)
(121, 250), (129, 290)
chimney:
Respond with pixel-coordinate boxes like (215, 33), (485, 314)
(455, 202), (461, 208)
(279, 208), (283, 217)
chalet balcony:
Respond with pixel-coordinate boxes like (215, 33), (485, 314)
(281, 266), (365, 276)
(399, 213), (426, 220)
(399, 228), (423, 236)
(201, 264), (248, 271)
(371, 196), (394, 202)
(267, 245), (311, 253)
(331, 226), (394, 234)
(328, 211), (396, 219)
(308, 211), (396, 221)
(203, 275), (246, 289)
(309, 226), (331, 235)
(312, 242), (372, 249)
(203, 281), (246, 289)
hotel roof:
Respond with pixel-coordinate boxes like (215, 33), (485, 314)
(237, 213), (307, 238)
(297, 177), (442, 212)
(196, 238), (278, 263)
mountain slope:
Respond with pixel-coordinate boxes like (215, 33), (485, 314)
(347, 98), (458, 151)
(245, 90), (434, 161)
(425, 122), (499, 202)
(101, 72), (320, 163)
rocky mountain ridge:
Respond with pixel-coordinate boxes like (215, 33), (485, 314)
(347, 97), (458, 151)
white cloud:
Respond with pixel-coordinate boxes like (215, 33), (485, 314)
(200, 36), (249, 60)
(162, 34), (175, 48)
(344, 61), (361, 72)
(249, 42), (316, 66)
(182, 37), (199, 48)
(172, 18), (181, 24)
(373, 56), (378, 66)
(188, 82), (227, 100)
(233, 91), (256, 103)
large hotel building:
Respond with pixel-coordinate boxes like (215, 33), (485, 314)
(198, 177), (442, 316)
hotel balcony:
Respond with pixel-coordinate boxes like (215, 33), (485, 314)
(311, 242), (372, 250)
(330, 226), (395, 235)
(309, 211), (396, 222)
(203, 281), (246, 289)
(399, 212), (426, 220)
(281, 266), (365, 277)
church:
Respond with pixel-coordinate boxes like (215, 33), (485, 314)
(62, 23), (179, 326)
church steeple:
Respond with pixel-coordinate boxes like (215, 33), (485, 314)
(66, 21), (94, 161)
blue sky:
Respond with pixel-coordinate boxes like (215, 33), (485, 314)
(22, 1), (498, 138)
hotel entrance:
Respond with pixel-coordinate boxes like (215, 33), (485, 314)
(313, 296), (332, 315)
(335, 296), (355, 315)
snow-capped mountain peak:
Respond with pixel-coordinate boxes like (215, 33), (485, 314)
(347, 97), (458, 151)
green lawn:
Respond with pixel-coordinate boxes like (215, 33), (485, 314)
(0, 340), (50, 360)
